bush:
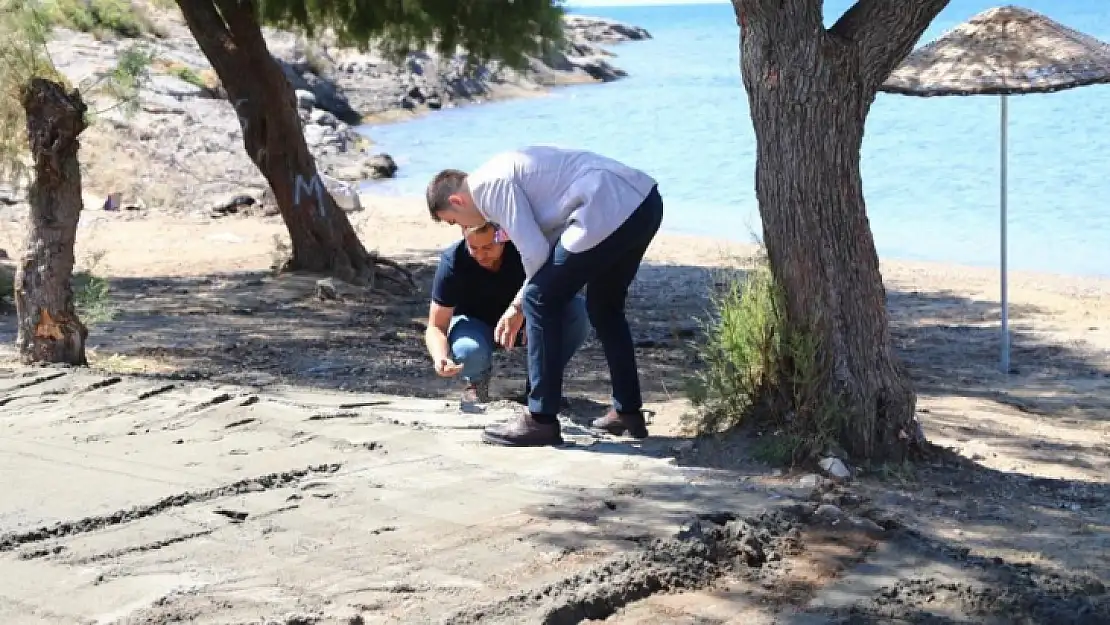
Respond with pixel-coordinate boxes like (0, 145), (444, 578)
(684, 253), (844, 465)
(43, 0), (157, 39)
(167, 63), (205, 88)
(73, 270), (114, 323)
(0, 266), (113, 323)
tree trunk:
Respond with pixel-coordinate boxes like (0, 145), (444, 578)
(174, 0), (410, 287)
(14, 78), (89, 366)
(733, 0), (946, 463)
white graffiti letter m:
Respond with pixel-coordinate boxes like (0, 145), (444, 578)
(293, 173), (328, 211)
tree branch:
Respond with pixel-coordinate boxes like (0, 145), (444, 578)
(829, 0), (950, 89)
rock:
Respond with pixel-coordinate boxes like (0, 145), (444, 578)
(0, 186), (19, 205)
(570, 57), (628, 82)
(798, 474), (822, 489)
(294, 89), (317, 110)
(275, 58), (361, 124)
(209, 193), (256, 217)
(315, 279), (338, 300)
(426, 94), (443, 110)
(819, 457), (851, 480)
(304, 124), (342, 148)
(364, 153), (398, 179)
(563, 15), (652, 43)
(319, 173), (363, 213)
(122, 198), (146, 211)
(813, 504), (846, 523)
(309, 108), (338, 128)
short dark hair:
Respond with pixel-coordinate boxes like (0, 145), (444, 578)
(426, 169), (468, 221)
(463, 223), (495, 237)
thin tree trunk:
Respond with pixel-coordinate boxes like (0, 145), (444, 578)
(733, 0), (947, 463)
(14, 78), (89, 366)
(174, 0), (411, 287)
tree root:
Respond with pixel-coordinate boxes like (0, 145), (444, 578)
(369, 252), (416, 289)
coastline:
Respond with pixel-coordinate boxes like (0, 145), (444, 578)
(17, 192), (1106, 312)
(0, 8), (651, 217)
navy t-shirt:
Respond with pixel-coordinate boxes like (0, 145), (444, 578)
(431, 240), (526, 328)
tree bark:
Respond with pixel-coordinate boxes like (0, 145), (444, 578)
(15, 78), (89, 366)
(733, 0), (947, 463)
(174, 0), (411, 287)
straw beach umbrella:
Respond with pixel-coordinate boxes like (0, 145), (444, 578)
(880, 5), (1110, 373)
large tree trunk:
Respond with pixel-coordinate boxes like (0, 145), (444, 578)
(174, 0), (410, 287)
(733, 0), (947, 463)
(14, 78), (89, 366)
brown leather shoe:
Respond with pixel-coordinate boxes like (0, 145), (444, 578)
(591, 409), (649, 439)
(482, 409), (564, 447)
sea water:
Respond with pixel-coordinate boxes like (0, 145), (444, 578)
(357, 0), (1110, 277)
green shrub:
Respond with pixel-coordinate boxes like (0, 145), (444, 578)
(684, 254), (845, 466)
(73, 269), (114, 323)
(44, 0), (156, 39)
(0, 267), (113, 323)
(167, 63), (205, 88)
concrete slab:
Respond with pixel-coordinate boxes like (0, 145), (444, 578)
(0, 367), (780, 624)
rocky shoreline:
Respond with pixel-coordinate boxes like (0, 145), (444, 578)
(0, 5), (651, 220)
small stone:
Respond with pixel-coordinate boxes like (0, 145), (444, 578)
(813, 503), (845, 523)
(819, 457), (851, 480)
(208, 193), (255, 217)
(309, 108), (338, 128)
(798, 474), (822, 489)
(315, 278), (338, 300)
(295, 89), (316, 109)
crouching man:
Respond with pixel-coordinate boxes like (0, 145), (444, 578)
(424, 223), (590, 404)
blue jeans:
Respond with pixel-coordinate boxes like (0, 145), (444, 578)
(523, 186), (664, 417)
(448, 294), (590, 384)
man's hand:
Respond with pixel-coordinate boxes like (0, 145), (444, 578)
(435, 357), (464, 377)
(495, 303), (525, 350)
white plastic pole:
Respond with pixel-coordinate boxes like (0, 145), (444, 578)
(1000, 94), (1011, 374)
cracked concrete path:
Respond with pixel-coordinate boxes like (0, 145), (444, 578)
(0, 366), (772, 624)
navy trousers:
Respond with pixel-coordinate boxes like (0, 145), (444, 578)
(522, 185), (664, 417)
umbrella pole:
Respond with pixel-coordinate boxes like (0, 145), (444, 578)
(1000, 94), (1011, 374)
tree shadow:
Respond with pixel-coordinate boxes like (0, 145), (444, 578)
(0, 253), (723, 413)
(0, 254), (1107, 621)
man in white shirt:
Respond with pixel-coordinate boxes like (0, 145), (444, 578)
(424, 146), (664, 447)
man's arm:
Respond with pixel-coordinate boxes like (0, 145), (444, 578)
(477, 177), (551, 307)
(424, 302), (454, 362)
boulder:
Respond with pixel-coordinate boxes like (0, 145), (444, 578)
(208, 193), (257, 217)
(274, 57), (361, 125)
(563, 15), (652, 43)
(309, 108), (339, 128)
(364, 153), (398, 179)
(569, 57), (627, 82)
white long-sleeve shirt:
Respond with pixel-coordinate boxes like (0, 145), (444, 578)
(466, 147), (658, 301)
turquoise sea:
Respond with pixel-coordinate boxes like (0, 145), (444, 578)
(357, 0), (1110, 278)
